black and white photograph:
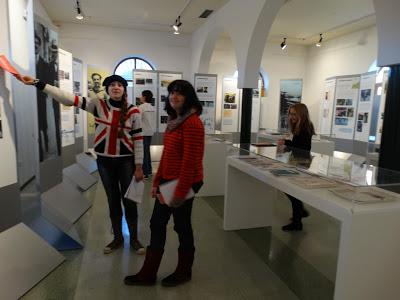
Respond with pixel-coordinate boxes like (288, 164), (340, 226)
(345, 99), (353, 106)
(347, 107), (354, 118)
(231, 104), (237, 109)
(357, 120), (363, 132)
(224, 92), (236, 103)
(358, 113), (364, 121)
(335, 107), (347, 117)
(364, 112), (369, 123)
(145, 78), (153, 84)
(224, 104), (230, 109)
(135, 78), (145, 85)
(160, 116), (168, 124)
(335, 117), (348, 126)
(360, 89), (371, 102)
(279, 79), (302, 130)
(336, 98), (346, 106)
(34, 18), (61, 162)
(161, 95), (168, 102)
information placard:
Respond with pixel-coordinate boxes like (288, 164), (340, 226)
(72, 58), (84, 138)
(194, 73), (217, 133)
(251, 79), (262, 133)
(320, 78), (336, 135)
(221, 77), (240, 132)
(158, 72), (182, 132)
(331, 76), (360, 139)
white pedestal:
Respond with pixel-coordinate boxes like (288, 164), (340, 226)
(224, 156), (400, 300)
(0, 223), (65, 299)
(63, 163), (98, 191)
(76, 152), (97, 174)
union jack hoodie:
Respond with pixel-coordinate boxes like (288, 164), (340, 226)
(40, 84), (143, 164)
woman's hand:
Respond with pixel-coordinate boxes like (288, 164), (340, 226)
(14, 75), (37, 85)
(170, 197), (185, 208)
(134, 164), (144, 182)
(151, 187), (158, 198)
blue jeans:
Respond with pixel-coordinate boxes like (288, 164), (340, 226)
(143, 136), (152, 176)
(97, 155), (137, 238)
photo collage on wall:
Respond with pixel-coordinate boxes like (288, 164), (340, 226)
(221, 77), (240, 131)
(334, 98), (354, 126)
(195, 74), (217, 133)
(34, 18), (61, 161)
(279, 79), (302, 130)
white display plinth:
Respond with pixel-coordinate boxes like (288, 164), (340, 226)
(41, 180), (91, 227)
(76, 152), (97, 174)
(0, 223), (65, 299)
(63, 163), (97, 191)
(224, 156), (400, 300)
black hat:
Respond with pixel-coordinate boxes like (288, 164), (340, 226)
(102, 75), (128, 91)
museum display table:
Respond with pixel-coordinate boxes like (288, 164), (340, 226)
(224, 146), (400, 300)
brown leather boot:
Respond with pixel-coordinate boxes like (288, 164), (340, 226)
(124, 247), (164, 286)
(161, 248), (195, 287)
(104, 218), (124, 254)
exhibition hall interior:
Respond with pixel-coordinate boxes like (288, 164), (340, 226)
(1, 0), (400, 299)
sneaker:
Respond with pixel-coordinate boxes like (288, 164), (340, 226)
(103, 237), (124, 254)
(282, 221), (303, 231)
(131, 239), (146, 255)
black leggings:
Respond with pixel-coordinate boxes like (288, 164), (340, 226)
(287, 194), (305, 222)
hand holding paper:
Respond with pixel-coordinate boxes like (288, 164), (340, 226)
(124, 176), (144, 203)
(158, 179), (194, 207)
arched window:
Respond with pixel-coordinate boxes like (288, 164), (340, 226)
(114, 57), (155, 86)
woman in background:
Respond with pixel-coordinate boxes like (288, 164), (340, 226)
(139, 90), (156, 179)
(277, 103), (315, 231)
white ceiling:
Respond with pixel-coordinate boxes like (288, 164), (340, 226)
(39, 0), (230, 33)
(39, 0), (376, 43)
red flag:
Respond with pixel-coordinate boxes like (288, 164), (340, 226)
(0, 55), (20, 76)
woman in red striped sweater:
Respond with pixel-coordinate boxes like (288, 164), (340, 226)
(124, 80), (205, 287)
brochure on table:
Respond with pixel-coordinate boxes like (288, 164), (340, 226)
(58, 48), (75, 147)
(251, 79), (262, 133)
(158, 72), (182, 132)
(221, 77), (241, 132)
(320, 78), (337, 135)
(376, 70), (389, 144)
(331, 75), (360, 139)
(194, 73), (217, 133)
(354, 72), (376, 142)
(72, 58), (84, 138)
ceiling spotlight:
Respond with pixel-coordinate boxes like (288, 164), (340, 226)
(172, 16), (182, 32)
(75, 1), (84, 20)
(316, 33), (323, 47)
(280, 37), (287, 50)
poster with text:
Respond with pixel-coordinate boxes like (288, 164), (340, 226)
(34, 17), (61, 161)
(320, 78), (336, 136)
(72, 58), (84, 138)
(376, 70), (389, 144)
(133, 70), (158, 106)
(195, 74), (217, 133)
(279, 79), (302, 131)
(251, 79), (262, 133)
(221, 77), (240, 132)
(58, 48), (75, 147)
(87, 65), (109, 136)
(158, 72), (182, 132)
(354, 72), (376, 142)
(331, 76), (360, 139)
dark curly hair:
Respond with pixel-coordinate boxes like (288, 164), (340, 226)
(165, 80), (202, 118)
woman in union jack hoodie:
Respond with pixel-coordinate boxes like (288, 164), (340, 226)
(17, 74), (145, 255)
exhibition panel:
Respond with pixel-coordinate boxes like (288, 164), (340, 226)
(221, 76), (241, 132)
(194, 73), (217, 133)
(224, 145), (400, 300)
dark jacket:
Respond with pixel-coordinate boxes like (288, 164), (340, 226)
(284, 130), (312, 151)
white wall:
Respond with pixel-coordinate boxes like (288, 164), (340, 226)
(0, 0), (18, 188)
(303, 26), (378, 131)
(208, 35), (307, 130)
(57, 23), (192, 80)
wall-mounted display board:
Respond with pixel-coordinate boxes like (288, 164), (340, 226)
(194, 73), (217, 133)
(279, 79), (302, 131)
(221, 77), (241, 132)
(320, 78), (337, 135)
(58, 48), (75, 147)
(157, 72), (182, 132)
(251, 79), (262, 133)
(354, 72), (376, 142)
(34, 17), (61, 161)
(331, 75), (360, 140)
(376, 70), (389, 145)
(72, 58), (84, 138)
(132, 70), (158, 106)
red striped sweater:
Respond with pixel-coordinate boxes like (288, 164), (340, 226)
(153, 114), (205, 199)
